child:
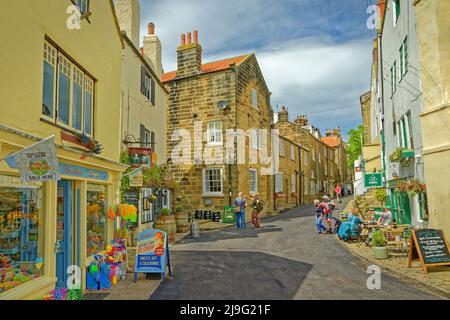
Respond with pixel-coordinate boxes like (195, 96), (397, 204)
(314, 200), (327, 234)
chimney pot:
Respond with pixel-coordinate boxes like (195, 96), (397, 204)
(187, 32), (192, 45)
(148, 22), (155, 35)
(181, 34), (186, 46)
(193, 30), (198, 43)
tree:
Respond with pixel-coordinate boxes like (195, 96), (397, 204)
(346, 124), (364, 170)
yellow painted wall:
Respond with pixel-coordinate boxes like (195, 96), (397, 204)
(414, 0), (450, 238)
(0, 0), (123, 162)
(120, 40), (168, 164)
(362, 144), (382, 173)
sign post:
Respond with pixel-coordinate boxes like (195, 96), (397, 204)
(134, 228), (172, 282)
(408, 229), (450, 274)
(364, 173), (383, 188)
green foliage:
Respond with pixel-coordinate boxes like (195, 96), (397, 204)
(346, 124), (365, 170)
(160, 207), (171, 216)
(372, 230), (386, 247)
(389, 147), (405, 163)
(175, 205), (184, 213)
(375, 188), (387, 205)
(120, 151), (132, 203)
(143, 165), (165, 187)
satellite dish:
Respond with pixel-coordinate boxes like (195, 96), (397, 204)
(218, 100), (229, 110)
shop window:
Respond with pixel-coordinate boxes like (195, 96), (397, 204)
(0, 176), (44, 294)
(86, 184), (107, 257)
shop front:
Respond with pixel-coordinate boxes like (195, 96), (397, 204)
(0, 132), (126, 300)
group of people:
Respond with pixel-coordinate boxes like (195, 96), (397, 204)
(234, 192), (264, 229)
(314, 195), (338, 234)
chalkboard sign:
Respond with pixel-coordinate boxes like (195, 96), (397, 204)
(124, 191), (139, 208)
(408, 229), (450, 274)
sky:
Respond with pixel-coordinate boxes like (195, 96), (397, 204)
(140, 0), (376, 141)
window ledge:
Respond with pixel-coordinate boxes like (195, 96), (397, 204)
(202, 194), (224, 198)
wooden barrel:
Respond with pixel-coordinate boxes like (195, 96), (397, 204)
(154, 215), (177, 243)
(175, 212), (190, 233)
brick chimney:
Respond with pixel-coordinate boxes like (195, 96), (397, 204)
(295, 115), (309, 127)
(115, 0), (141, 49)
(176, 30), (202, 79)
(278, 106), (289, 122)
(143, 22), (163, 77)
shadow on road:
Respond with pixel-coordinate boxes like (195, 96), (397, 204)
(150, 250), (313, 300)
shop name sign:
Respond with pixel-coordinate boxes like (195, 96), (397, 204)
(14, 136), (60, 182)
(364, 173), (383, 188)
(59, 163), (108, 181)
(134, 228), (171, 282)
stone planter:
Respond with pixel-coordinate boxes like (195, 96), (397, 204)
(373, 246), (389, 259)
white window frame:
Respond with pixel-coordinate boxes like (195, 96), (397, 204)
(207, 121), (223, 145)
(251, 128), (261, 150)
(275, 173), (283, 193)
(303, 150), (308, 166)
(43, 40), (94, 136)
(202, 168), (223, 196)
(290, 144), (295, 161)
(252, 88), (258, 109)
(291, 174), (296, 193)
(279, 139), (285, 157)
(249, 169), (258, 195)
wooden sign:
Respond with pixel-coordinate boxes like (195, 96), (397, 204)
(408, 229), (450, 274)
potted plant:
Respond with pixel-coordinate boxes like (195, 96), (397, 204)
(372, 230), (389, 259)
(154, 207), (177, 243)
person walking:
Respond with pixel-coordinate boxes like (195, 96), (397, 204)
(314, 199), (327, 234)
(234, 192), (247, 229)
(251, 193), (263, 229)
(335, 184), (342, 203)
(320, 195), (333, 234)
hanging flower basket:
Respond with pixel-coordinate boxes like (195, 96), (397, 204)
(61, 131), (103, 154)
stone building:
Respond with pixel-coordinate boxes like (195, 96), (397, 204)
(414, 0), (450, 237)
(274, 108), (338, 204)
(322, 128), (350, 191)
(162, 32), (275, 220)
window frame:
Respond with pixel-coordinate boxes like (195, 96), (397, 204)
(42, 38), (96, 137)
(202, 168), (224, 196)
(290, 144), (295, 161)
(291, 174), (296, 193)
(275, 172), (283, 193)
(207, 121), (223, 145)
(279, 139), (285, 157)
(249, 169), (258, 195)
(252, 88), (258, 109)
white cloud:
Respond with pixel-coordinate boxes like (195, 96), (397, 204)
(139, 0), (373, 138)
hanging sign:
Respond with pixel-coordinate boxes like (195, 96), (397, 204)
(128, 167), (143, 187)
(13, 136), (60, 182)
(134, 228), (171, 282)
(408, 229), (450, 274)
(364, 173), (383, 188)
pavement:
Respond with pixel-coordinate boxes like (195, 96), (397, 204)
(149, 198), (444, 300)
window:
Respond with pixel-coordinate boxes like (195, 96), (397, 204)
(400, 36), (408, 78)
(418, 192), (428, 220)
(0, 176), (44, 294)
(140, 124), (151, 148)
(310, 180), (315, 194)
(290, 144), (295, 161)
(312, 148), (315, 161)
(303, 150), (308, 166)
(311, 169), (315, 179)
(249, 169), (258, 195)
(207, 121), (222, 145)
(86, 184), (107, 256)
(279, 139), (285, 157)
(252, 88), (258, 109)
(393, 0), (400, 23)
(140, 66), (155, 105)
(41, 41), (95, 135)
(390, 61), (397, 96)
(406, 111), (414, 149)
(151, 78), (155, 105)
(275, 173), (283, 193)
(291, 174), (296, 193)
(304, 178), (308, 195)
(252, 128), (261, 150)
(203, 168), (223, 195)
(76, 0), (89, 15)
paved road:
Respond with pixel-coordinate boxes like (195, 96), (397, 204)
(150, 199), (441, 300)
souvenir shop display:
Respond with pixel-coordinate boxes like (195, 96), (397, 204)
(86, 190), (107, 256)
(85, 238), (128, 291)
(0, 185), (43, 294)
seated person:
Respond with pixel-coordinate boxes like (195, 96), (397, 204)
(377, 207), (392, 226)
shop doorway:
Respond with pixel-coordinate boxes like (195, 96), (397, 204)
(55, 180), (73, 288)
